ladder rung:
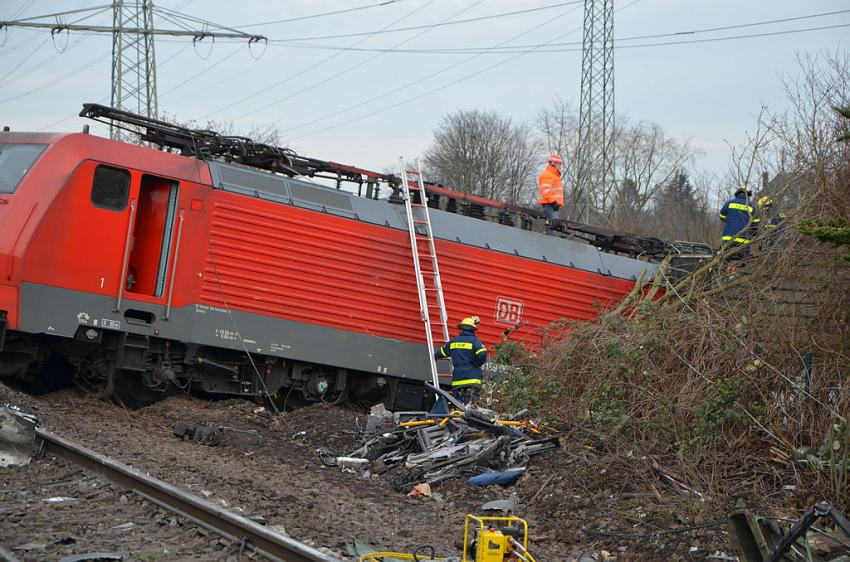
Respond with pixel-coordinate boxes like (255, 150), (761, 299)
(412, 219), (429, 225)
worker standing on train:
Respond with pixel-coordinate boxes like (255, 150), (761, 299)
(434, 316), (488, 405)
(538, 154), (565, 235)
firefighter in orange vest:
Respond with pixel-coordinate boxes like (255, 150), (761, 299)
(538, 154), (565, 235)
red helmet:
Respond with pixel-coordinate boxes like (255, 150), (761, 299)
(548, 154), (563, 166)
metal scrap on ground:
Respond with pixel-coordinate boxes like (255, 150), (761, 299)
(0, 403), (40, 467)
(321, 402), (559, 492)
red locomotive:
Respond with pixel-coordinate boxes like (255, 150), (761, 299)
(0, 105), (704, 408)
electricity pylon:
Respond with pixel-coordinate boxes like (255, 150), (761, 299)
(111, 1), (159, 139)
(575, 0), (614, 222)
(0, 1), (264, 140)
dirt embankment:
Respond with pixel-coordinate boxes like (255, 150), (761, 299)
(1, 383), (738, 561)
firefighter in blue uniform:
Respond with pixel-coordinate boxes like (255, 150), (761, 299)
(757, 195), (787, 247)
(434, 315), (488, 405)
(719, 185), (760, 257)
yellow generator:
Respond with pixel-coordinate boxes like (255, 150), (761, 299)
(358, 514), (536, 562)
(462, 515), (536, 562)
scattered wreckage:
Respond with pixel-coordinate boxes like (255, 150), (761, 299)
(322, 386), (559, 491)
(0, 403), (40, 467)
(732, 500), (850, 562)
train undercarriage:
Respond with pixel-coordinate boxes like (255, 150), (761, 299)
(0, 327), (424, 410)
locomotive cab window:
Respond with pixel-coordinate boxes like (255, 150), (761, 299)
(91, 165), (130, 210)
(0, 143), (47, 194)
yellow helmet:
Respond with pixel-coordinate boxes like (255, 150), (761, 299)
(458, 315), (481, 330)
(757, 196), (774, 209)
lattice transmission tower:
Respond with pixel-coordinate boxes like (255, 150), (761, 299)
(111, 1), (157, 140)
(1, 1), (264, 140)
(575, 0), (614, 222)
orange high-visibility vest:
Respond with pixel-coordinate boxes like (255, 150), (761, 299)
(537, 164), (564, 205)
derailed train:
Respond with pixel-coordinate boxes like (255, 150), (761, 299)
(0, 105), (707, 408)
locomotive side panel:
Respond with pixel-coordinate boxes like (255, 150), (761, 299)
(22, 160), (132, 299)
(198, 195), (424, 342)
(435, 240), (637, 348)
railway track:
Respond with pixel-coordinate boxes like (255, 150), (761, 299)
(33, 428), (343, 562)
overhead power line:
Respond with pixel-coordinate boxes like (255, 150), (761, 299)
(287, 0), (618, 141)
(6, 4), (112, 23)
(213, 0), (437, 119)
(159, 44), (244, 98)
(37, 42), (194, 133)
(282, 1), (585, 136)
(6, 0), (37, 20)
(0, 3), (265, 140)
(1, 7), (114, 87)
(269, 0), (584, 42)
(261, 0), (489, 129)
(236, 0), (406, 28)
(0, 34), (51, 83)
(266, 21), (850, 56)
(261, 8), (850, 54)
(0, 48), (106, 104)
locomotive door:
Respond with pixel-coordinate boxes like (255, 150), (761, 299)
(120, 174), (180, 311)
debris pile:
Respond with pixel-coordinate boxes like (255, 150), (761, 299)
(0, 403), (40, 467)
(322, 393), (559, 492)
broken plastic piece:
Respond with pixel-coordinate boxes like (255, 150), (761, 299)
(468, 468), (526, 487)
(409, 483), (432, 497)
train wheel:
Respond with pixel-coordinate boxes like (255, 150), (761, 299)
(111, 369), (169, 409)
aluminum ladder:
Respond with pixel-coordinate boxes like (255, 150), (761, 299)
(399, 157), (450, 389)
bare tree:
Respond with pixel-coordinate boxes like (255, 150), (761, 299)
(158, 111), (286, 147)
(768, 51), (850, 214)
(423, 109), (539, 204)
(614, 119), (699, 224)
(724, 106), (777, 195)
(536, 97), (580, 165)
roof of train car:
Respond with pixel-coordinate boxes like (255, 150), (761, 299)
(4, 130), (655, 284)
(207, 160), (655, 283)
(1, 131), (212, 185)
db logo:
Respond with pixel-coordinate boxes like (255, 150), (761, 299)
(495, 297), (523, 325)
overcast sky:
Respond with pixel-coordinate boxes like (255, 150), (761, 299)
(1, 0), (847, 179)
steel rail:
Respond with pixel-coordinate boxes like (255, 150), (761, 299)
(35, 428), (342, 562)
(0, 545), (23, 562)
